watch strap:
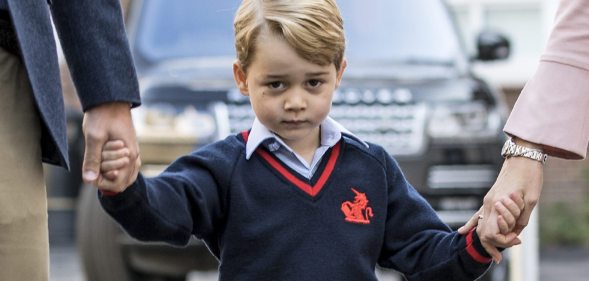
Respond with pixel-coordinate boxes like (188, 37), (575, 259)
(502, 138), (548, 164)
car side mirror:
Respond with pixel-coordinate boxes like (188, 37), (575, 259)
(475, 31), (510, 61)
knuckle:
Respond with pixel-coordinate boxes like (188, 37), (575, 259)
(506, 199), (517, 208)
(483, 195), (492, 205)
(128, 149), (139, 160)
(84, 129), (106, 142)
(481, 233), (494, 242)
(527, 198), (538, 208)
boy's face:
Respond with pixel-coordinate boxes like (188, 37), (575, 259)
(233, 32), (346, 150)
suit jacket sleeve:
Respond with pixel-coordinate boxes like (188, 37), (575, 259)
(504, 0), (589, 159)
(49, 0), (141, 111)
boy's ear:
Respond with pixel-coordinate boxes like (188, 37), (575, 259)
(233, 60), (249, 96)
(335, 59), (347, 88)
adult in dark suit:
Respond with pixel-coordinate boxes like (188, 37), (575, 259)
(0, 0), (140, 279)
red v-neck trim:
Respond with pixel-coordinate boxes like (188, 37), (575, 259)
(241, 131), (341, 197)
(256, 143), (341, 197)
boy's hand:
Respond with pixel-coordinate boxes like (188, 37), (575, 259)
(458, 192), (524, 263)
(495, 192), (525, 235)
(101, 140), (129, 179)
(98, 140), (141, 193)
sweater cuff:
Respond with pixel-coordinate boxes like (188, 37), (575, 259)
(100, 190), (120, 197)
(99, 183), (135, 197)
(466, 228), (493, 264)
(98, 179), (141, 205)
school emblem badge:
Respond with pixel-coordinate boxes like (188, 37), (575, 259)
(341, 188), (373, 224)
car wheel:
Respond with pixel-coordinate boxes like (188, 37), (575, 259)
(76, 185), (133, 281)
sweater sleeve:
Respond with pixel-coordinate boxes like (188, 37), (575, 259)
(504, 0), (589, 159)
(98, 142), (237, 251)
(377, 153), (492, 280)
(98, 173), (198, 247)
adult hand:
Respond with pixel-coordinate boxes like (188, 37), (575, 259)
(459, 152), (543, 261)
(82, 102), (140, 192)
(460, 192), (524, 263)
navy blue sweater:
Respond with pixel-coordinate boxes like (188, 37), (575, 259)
(100, 132), (492, 281)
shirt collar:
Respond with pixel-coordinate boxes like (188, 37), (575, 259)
(245, 117), (368, 160)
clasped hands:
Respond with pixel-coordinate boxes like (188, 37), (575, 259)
(81, 102), (141, 193)
(458, 155), (544, 263)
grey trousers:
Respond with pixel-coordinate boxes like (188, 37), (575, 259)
(0, 47), (49, 280)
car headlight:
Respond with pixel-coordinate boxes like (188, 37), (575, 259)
(133, 103), (217, 144)
(427, 102), (501, 141)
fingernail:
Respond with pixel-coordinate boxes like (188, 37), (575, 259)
(84, 170), (98, 181)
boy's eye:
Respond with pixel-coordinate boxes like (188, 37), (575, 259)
(308, 79), (323, 88)
(268, 81), (284, 89)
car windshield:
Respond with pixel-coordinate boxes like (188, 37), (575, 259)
(134, 0), (464, 68)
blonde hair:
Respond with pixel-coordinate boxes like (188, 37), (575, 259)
(234, 0), (345, 72)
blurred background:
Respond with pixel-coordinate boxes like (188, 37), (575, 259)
(47, 0), (589, 280)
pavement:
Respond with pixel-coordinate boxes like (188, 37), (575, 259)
(49, 243), (400, 281)
(49, 244), (84, 281)
(50, 243), (589, 281)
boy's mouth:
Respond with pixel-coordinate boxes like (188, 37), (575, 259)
(282, 120), (306, 126)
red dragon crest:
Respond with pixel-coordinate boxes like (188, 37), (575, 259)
(341, 188), (373, 224)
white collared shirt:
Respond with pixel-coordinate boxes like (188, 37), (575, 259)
(245, 117), (368, 179)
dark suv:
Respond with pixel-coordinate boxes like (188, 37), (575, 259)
(75, 0), (511, 280)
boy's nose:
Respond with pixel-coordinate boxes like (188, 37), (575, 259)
(284, 89), (306, 111)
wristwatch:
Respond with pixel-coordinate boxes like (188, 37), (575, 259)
(501, 137), (548, 164)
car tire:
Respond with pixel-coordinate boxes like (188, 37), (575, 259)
(76, 185), (133, 281)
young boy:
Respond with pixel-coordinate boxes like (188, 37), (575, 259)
(97, 0), (523, 280)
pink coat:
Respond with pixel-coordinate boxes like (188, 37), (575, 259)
(504, 0), (589, 159)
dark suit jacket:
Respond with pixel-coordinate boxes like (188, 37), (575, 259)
(2, 0), (141, 169)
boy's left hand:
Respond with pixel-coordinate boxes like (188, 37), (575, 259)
(458, 192), (525, 263)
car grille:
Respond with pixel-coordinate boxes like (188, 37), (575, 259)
(224, 88), (428, 156)
(427, 164), (497, 189)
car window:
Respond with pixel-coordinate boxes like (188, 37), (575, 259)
(134, 0), (464, 68)
(340, 0), (462, 66)
(135, 0), (240, 62)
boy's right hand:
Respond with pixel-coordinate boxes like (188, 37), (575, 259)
(98, 140), (141, 194)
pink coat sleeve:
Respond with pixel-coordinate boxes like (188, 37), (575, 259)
(504, 0), (589, 159)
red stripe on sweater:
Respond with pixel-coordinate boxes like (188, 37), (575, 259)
(242, 130), (340, 197)
(466, 229), (492, 264)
